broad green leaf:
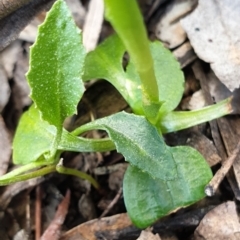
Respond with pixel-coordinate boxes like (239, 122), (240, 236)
(83, 35), (184, 116)
(13, 106), (57, 164)
(26, 0), (85, 128)
(79, 112), (177, 180)
(123, 146), (213, 228)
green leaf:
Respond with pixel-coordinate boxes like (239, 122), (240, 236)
(83, 34), (143, 113)
(83, 35), (184, 116)
(12, 105), (116, 165)
(82, 35), (140, 110)
(26, 0), (85, 128)
(123, 146), (213, 228)
(77, 112), (177, 180)
(151, 41), (184, 115)
(13, 106), (57, 164)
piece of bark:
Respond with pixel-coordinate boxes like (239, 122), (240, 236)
(0, 116), (12, 176)
(60, 205), (215, 240)
(0, 0), (55, 51)
(0, 0), (31, 19)
(60, 213), (135, 240)
(192, 61), (226, 159)
(185, 131), (221, 167)
(194, 201), (240, 240)
(217, 117), (240, 199)
(192, 60), (240, 199)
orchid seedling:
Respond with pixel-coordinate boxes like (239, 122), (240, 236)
(0, 0), (232, 228)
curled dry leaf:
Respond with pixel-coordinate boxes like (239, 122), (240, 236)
(181, 0), (240, 91)
(194, 201), (240, 240)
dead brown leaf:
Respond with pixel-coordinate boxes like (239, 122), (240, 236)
(194, 201), (240, 240)
(181, 0), (240, 91)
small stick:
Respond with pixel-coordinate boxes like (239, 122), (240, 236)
(100, 187), (123, 218)
(205, 141), (240, 197)
(35, 186), (42, 240)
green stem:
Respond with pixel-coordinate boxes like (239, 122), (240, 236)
(104, 0), (159, 120)
(59, 129), (115, 152)
(0, 165), (56, 186)
(159, 97), (232, 133)
(56, 159), (99, 189)
(0, 160), (51, 181)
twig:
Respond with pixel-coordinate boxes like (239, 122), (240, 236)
(35, 186), (42, 240)
(205, 140), (240, 196)
(83, 0), (104, 52)
(100, 187), (122, 218)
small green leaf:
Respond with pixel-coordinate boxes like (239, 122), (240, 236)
(82, 35), (139, 109)
(123, 146), (212, 228)
(78, 112), (177, 180)
(13, 106), (57, 164)
(27, 0), (85, 128)
(83, 34), (143, 113)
